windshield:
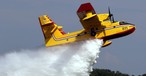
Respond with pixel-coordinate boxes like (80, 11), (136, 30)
(119, 21), (133, 25)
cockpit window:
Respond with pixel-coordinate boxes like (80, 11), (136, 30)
(119, 21), (132, 25)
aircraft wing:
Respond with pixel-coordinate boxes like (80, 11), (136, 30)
(77, 3), (101, 32)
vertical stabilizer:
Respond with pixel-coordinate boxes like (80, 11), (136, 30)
(39, 15), (57, 39)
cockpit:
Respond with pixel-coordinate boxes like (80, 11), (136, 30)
(119, 21), (134, 25)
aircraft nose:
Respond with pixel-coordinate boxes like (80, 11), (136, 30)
(129, 25), (136, 33)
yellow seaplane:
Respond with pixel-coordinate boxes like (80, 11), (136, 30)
(38, 2), (136, 47)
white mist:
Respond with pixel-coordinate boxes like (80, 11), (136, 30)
(0, 39), (102, 76)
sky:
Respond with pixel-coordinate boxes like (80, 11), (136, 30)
(0, 0), (145, 75)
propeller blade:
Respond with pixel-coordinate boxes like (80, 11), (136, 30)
(108, 7), (115, 22)
(112, 16), (115, 22)
(108, 7), (112, 21)
(108, 7), (111, 15)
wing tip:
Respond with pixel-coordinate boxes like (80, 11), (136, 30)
(77, 2), (95, 13)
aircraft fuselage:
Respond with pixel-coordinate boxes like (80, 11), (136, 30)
(97, 24), (136, 40)
(43, 23), (135, 47)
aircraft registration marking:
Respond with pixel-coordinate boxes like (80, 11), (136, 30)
(103, 25), (129, 31)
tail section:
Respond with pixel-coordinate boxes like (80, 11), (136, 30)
(39, 15), (54, 26)
(38, 15), (65, 46)
(39, 15), (57, 39)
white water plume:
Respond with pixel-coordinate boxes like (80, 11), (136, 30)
(0, 39), (103, 76)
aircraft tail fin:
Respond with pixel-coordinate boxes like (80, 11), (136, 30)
(38, 15), (64, 42)
(39, 15), (55, 26)
(39, 15), (57, 39)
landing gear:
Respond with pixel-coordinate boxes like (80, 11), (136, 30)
(90, 28), (96, 36)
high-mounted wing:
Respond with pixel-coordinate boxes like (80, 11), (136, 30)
(77, 3), (101, 32)
(77, 3), (96, 20)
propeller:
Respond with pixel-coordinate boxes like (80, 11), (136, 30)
(108, 7), (115, 23)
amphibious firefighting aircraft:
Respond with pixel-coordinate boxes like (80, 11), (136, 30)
(38, 2), (136, 47)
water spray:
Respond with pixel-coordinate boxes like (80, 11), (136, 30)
(0, 39), (102, 76)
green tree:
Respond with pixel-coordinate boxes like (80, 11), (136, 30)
(90, 69), (129, 76)
(142, 74), (146, 76)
